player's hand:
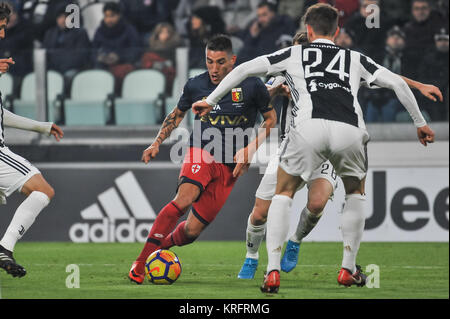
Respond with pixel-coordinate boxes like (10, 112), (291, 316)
(418, 84), (443, 102)
(192, 100), (213, 117)
(233, 145), (256, 178)
(0, 57), (15, 73)
(50, 124), (64, 142)
(417, 125), (435, 147)
(142, 144), (160, 164)
(267, 83), (291, 98)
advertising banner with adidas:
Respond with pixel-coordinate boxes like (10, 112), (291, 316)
(0, 165), (447, 243)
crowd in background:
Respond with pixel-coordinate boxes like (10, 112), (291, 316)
(0, 0), (448, 123)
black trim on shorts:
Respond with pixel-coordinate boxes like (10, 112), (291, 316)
(191, 207), (210, 226)
(177, 176), (204, 202)
(146, 237), (161, 246)
(0, 152), (31, 176)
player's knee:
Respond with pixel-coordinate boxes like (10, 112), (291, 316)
(307, 195), (327, 215)
(45, 186), (55, 201)
(183, 224), (201, 242)
(251, 198), (270, 225)
(251, 206), (267, 225)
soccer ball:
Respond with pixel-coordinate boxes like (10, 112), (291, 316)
(145, 249), (182, 285)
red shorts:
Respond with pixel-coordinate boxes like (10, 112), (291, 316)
(178, 147), (237, 225)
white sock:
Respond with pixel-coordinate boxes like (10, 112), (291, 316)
(290, 207), (323, 243)
(0, 191), (50, 252)
(266, 195), (292, 272)
(245, 214), (266, 260)
(341, 194), (366, 273)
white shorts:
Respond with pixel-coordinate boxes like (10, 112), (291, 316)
(0, 147), (40, 205)
(279, 119), (369, 182)
(255, 149), (339, 201)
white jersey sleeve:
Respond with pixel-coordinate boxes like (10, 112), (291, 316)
(205, 56), (271, 106)
(3, 109), (53, 135)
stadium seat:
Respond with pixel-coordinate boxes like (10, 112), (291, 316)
(0, 73), (14, 107)
(396, 110), (431, 123)
(189, 68), (206, 79)
(0, 72), (13, 96)
(114, 70), (166, 126)
(64, 70), (114, 126)
(11, 71), (64, 122)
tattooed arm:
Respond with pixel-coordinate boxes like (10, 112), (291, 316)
(141, 107), (186, 164)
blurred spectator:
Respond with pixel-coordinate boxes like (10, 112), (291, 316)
(237, 1), (296, 64)
(304, 0), (360, 27)
(437, 0), (449, 23)
(403, 0), (447, 79)
(120, 0), (171, 43)
(380, 0), (412, 26)
(142, 22), (183, 94)
(187, 5), (225, 69)
(335, 27), (358, 50)
(18, 0), (74, 42)
(92, 2), (141, 93)
(0, 2), (33, 78)
(417, 27), (449, 121)
(404, 0), (447, 51)
(43, 6), (91, 85)
(344, 0), (395, 57)
(174, 0), (238, 37)
(278, 0), (305, 24)
(364, 26), (409, 122)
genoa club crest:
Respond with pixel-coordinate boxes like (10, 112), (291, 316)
(191, 164), (201, 174)
(232, 88), (243, 102)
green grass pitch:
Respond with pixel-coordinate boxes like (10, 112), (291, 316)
(0, 242), (448, 299)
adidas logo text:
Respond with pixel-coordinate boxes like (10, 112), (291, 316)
(69, 172), (156, 243)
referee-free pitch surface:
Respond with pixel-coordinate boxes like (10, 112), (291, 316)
(0, 242), (448, 299)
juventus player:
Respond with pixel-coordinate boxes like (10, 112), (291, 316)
(193, 3), (435, 293)
(0, 2), (64, 278)
(237, 32), (443, 281)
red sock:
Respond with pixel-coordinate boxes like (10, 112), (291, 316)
(136, 201), (184, 263)
(161, 221), (196, 249)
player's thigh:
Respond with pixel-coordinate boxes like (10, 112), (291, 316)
(0, 148), (43, 199)
(275, 166), (304, 198)
(173, 182), (202, 212)
(255, 152), (279, 201)
(21, 174), (55, 199)
(328, 122), (369, 183)
(191, 164), (237, 226)
(279, 120), (328, 184)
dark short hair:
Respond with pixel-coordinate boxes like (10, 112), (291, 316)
(103, 2), (121, 14)
(257, 1), (277, 13)
(293, 32), (308, 45)
(206, 34), (233, 54)
(303, 3), (339, 37)
(0, 2), (12, 22)
(412, 0), (430, 5)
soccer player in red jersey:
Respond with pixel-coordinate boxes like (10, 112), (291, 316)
(128, 34), (277, 284)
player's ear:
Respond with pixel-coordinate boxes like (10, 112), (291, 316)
(333, 27), (340, 41)
(306, 25), (313, 42)
(230, 54), (237, 66)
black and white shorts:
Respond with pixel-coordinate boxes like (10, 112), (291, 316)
(0, 146), (40, 204)
(255, 149), (339, 201)
(278, 119), (369, 183)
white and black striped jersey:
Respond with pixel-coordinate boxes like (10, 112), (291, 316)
(206, 38), (427, 130)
